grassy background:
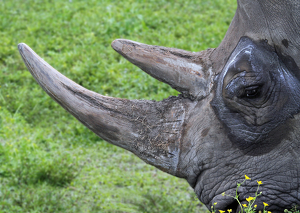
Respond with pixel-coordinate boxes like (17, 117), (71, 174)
(0, 0), (236, 212)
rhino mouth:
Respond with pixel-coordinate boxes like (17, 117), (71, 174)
(211, 189), (288, 213)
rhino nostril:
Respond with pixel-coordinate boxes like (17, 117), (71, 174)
(223, 200), (239, 213)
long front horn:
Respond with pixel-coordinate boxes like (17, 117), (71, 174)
(18, 43), (193, 175)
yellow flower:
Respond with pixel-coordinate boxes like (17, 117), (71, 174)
(246, 196), (254, 202)
(254, 205), (257, 208)
(245, 175), (251, 180)
(227, 209), (232, 213)
(214, 202), (217, 206)
(242, 204), (248, 207)
(219, 211), (225, 213)
(263, 202), (269, 207)
(267, 211), (272, 213)
(257, 181), (263, 185)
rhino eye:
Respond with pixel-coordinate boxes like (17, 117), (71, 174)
(241, 85), (261, 98)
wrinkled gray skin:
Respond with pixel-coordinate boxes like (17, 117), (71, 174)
(18, 0), (300, 212)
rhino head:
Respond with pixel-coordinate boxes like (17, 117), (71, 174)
(18, 0), (300, 212)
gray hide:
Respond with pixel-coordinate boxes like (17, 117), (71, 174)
(18, 0), (300, 212)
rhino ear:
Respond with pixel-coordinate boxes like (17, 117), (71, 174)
(211, 0), (300, 74)
(18, 43), (195, 176)
(112, 39), (214, 100)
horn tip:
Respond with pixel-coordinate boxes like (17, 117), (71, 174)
(18, 43), (33, 59)
(111, 39), (142, 53)
(18, 43), (28, 52)
(111, 39), (124, 53)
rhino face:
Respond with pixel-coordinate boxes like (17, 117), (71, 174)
(188, 37), (300, 212)
(18, 0), (300, 212)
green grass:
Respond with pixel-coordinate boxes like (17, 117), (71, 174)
(0, 0), (236, 212)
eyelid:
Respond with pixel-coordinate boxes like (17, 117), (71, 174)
(244, 85), (260, 90)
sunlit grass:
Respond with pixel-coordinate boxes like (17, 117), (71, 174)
(0, 0), (236, 212)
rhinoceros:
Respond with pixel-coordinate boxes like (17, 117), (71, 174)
(18, 0), (300, 212)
